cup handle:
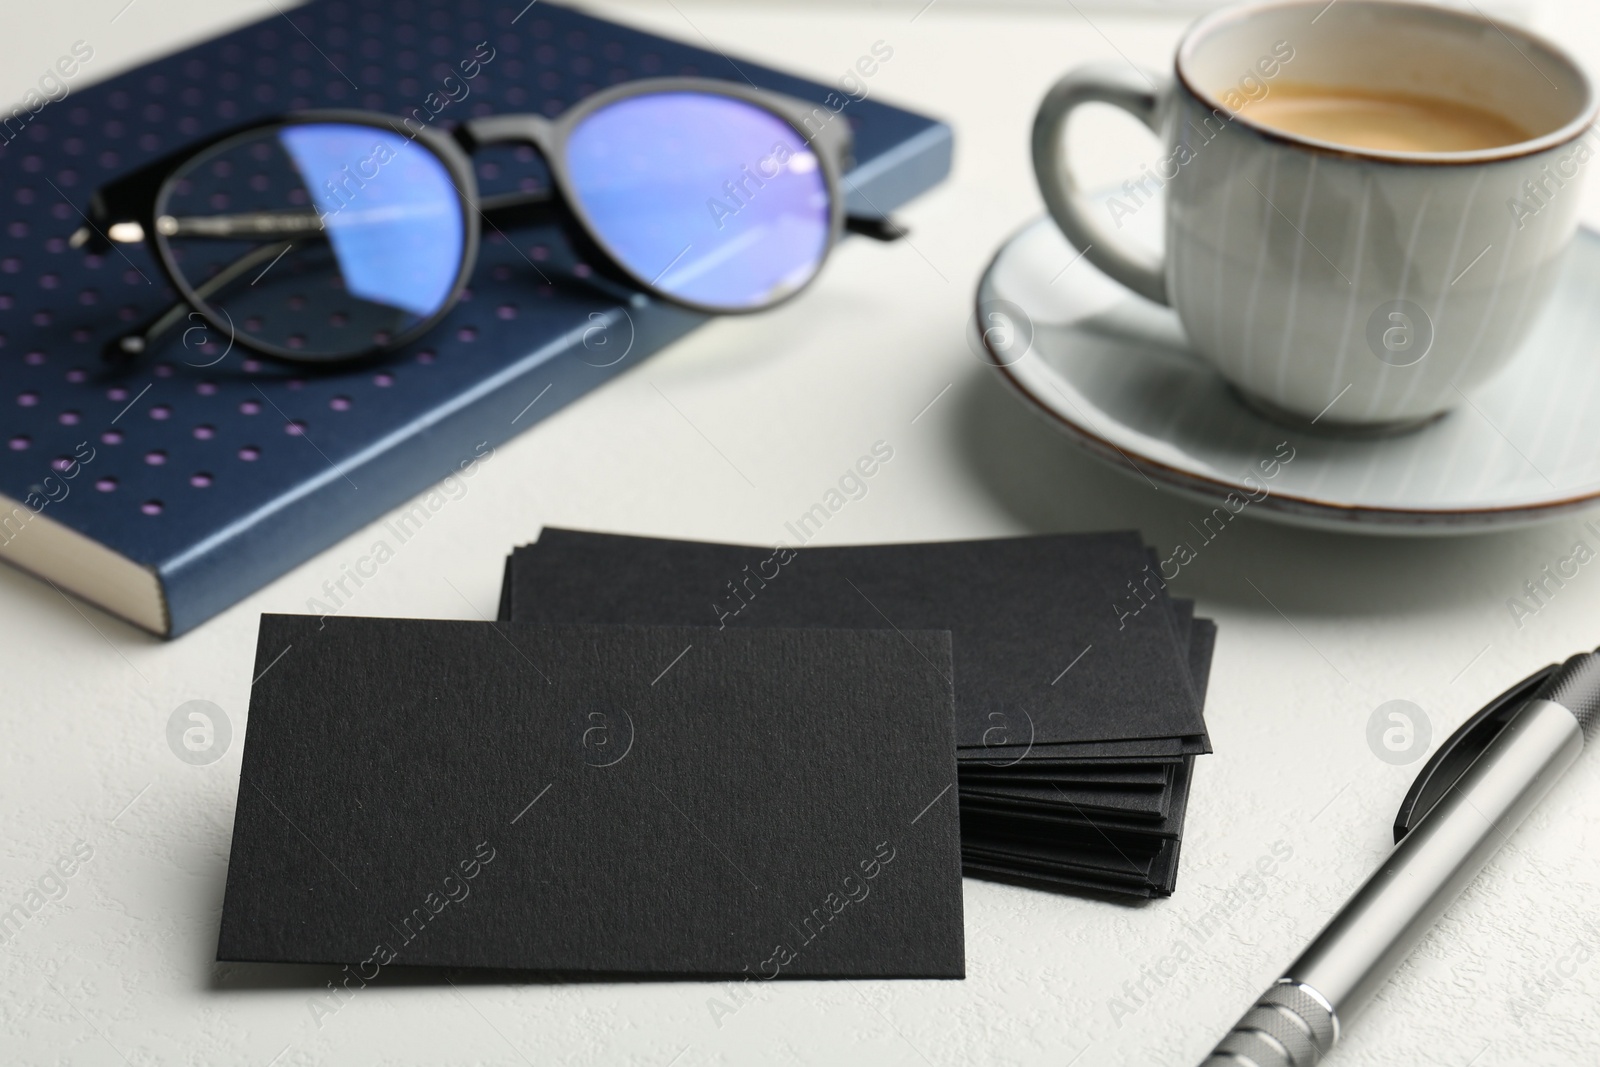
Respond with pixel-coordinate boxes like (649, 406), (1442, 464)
(1031, 62), (1170, 306)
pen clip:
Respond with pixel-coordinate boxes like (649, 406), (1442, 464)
(1392, 663), (1558, 843)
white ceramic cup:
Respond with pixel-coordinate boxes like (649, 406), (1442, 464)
(1032, 0), (1598, 431)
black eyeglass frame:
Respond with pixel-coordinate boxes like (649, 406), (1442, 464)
(76, 77), (876, 367)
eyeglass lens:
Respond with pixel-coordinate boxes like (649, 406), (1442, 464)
(563, 92), (833, 311)
(156, 122), (466, 360)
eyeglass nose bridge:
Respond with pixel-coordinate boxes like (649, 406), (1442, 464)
(456, 113), (560, 156)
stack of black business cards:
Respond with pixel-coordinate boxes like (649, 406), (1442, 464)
(497, 529), (1214, 898)
(216, 526), (1212, 982)
(219, 615), (966, 977)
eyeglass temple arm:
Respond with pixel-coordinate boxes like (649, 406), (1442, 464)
(77, 190), (557, 244)
(89, 191), (566, 362)
(82, 198), (904, 266)
(789, 111), (907, 240)
(103, 240), (296, 361)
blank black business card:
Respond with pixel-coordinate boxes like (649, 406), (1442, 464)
(962, 747), (1197, 840)
(960, 764), (1170, 787)
(958, 736), (1207, 761)
(963, 837), (1181, 897)
(960, 617), (1216, 762)
(961, 616), (1213, 896)
(500, 529), (1205, 749)
(959, 781), (1168, 819)
(219, 615), (965, 978)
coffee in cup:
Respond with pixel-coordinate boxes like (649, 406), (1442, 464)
(1246, 84), (1532, 153)
(1032, 0), (1598, 430)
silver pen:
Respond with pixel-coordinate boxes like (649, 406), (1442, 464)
(1200, 647), (1600, 1067)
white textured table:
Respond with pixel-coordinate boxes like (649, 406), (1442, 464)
(7, 2), (1600, 1064)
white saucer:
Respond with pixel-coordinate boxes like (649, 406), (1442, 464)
(977, 216), (1600, 534)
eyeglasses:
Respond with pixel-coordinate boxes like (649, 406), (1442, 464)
(72, 77), (900, 366)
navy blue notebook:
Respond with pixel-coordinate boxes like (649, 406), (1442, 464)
(0, 0), (950, 636)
